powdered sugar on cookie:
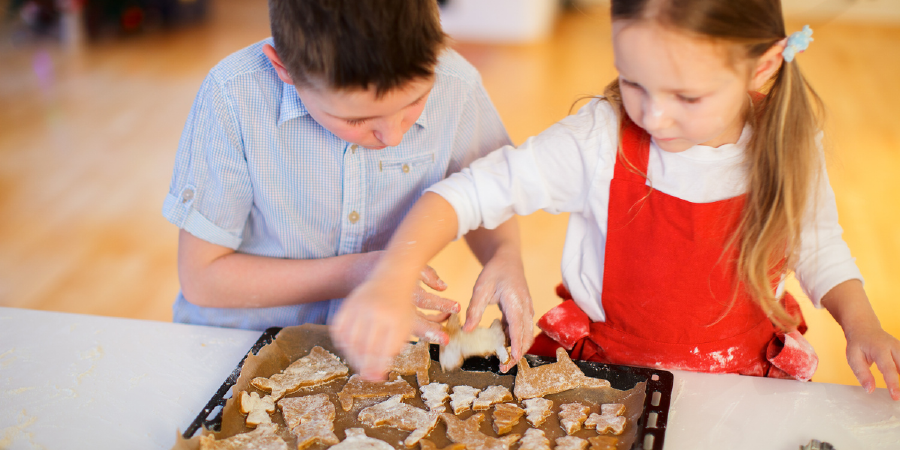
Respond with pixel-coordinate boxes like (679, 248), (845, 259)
(329, 428), (393, 450)
(587, 435), (619, 450)
(517, 429), (551, 450)
(358, 395), (439, 447)
(389, 340), (432, 386)
(198, 423), (288, 450)
(277, 394), (339, 449)
(338, 374), (415, 411)
(420, 382), (450, 413)
(514, 348), (610, 400)
(522, 398), (553, 427)
(472, 385), (513, 411)
(559, 403), (590, 435)
(449, 385), (480, 414)
(555, 436), (588, 450)
(584, 403), (626, 435)
(251, 346), (348, 400)
(491, 403), (524, 435)
(440, 413), (520, 450)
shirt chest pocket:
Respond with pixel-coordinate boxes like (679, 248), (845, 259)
(376, 152), (440, 195)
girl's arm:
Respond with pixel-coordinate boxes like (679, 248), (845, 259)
(330, 192), (463, 380)
(821, 279), (900, 400)
(793, 162), (899, 399)
(330, 99), (619, 379)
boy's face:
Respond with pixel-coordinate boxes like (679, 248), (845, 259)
(296, 76), (434, 150)
(263, 43), (434, 150)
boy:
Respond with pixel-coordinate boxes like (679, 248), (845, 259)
(161, 0), (533, 356)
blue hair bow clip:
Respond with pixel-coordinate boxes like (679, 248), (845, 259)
(782, 25), (813, 62)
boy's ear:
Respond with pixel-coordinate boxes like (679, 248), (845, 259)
(263, 44), (295, 86)
(750, 40), (786, 91)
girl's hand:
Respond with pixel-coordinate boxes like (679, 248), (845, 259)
(463, 247), (535, 373)
(822, 279), (900, 400)
(330, 266), (458, 381)
(844, 324), (900, 400)
(331, 275), (415, 381)
(331, 194), (465, 380)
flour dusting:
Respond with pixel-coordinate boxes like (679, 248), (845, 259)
(666, 379), (687, 424)
(707, 347), (737, 369)
(4, 387), (34, 395)
(79, 345), (104, 361)
(0, 349), (15, 368)
(0, 409), (37, 448)
(849, 415), (900, 432)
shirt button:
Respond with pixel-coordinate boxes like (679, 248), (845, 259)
(350, 144), (358, 153)
(402, 164), (410, 173)
(348, 211), (360, 224)
(181, 188), (194, 203)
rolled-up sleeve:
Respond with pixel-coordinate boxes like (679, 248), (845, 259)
(794, 165), (865, 307)
(161, 74), (252, 250)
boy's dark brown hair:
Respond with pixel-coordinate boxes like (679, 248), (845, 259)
(269, 0), (447, 97)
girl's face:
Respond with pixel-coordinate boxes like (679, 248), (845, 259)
(613, 21), (754, 153)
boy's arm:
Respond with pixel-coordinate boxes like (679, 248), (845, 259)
(178, 230), (459, 339)
(462, 220), (535, 372)
(178, 230), (378, 308)
(821, 279), (900, 400)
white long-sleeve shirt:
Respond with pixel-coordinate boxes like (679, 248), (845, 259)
(428, 99), (863, 322)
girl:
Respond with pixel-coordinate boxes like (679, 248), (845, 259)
(331, 0), (900, 398)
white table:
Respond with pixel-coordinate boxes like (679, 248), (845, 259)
(1, 307), (898, 449)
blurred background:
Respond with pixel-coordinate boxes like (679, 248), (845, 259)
(0, 0), (897, 389)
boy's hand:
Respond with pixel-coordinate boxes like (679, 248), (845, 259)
(844, 324), (900, 400)
(412, 266), (460, 345)
(463, 248), (534, 373)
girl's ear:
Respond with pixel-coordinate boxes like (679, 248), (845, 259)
(750, 40), (786, 91)
(262, 44), (295, 86)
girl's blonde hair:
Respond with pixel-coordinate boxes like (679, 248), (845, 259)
(604, 0), (823, 330)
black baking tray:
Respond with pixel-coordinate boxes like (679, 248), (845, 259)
(184, 327), (674, 450)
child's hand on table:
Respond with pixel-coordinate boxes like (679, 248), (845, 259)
(844, 322), (900, 400)
(464, 247), (534, 373)
(822, 279), (900, 400)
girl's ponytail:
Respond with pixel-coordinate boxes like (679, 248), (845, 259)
(736, 53), (824, 330)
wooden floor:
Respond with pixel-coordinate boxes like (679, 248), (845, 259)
(1, 1), (898, 389)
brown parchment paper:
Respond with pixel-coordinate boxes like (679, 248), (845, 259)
(171, 324), (645, 450)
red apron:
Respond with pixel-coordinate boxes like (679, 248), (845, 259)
(529, 113), (818, 381)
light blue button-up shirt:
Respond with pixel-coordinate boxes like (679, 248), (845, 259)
(162, 39), (511, 330)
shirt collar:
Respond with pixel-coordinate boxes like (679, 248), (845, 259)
(277, 81), (308, 126)
(414, 102), (429, 130)
(277, 79), (430, 131)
